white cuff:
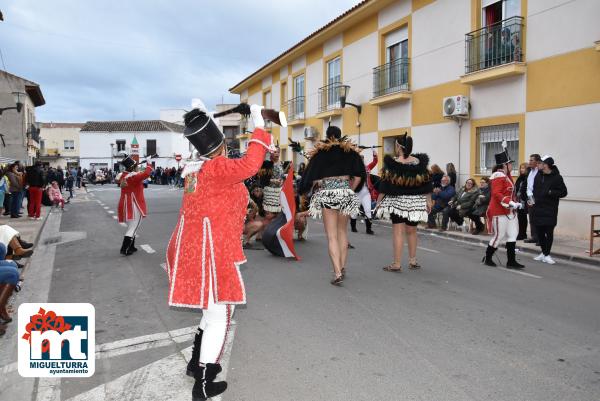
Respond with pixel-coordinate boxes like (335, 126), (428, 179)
(248, 138), (277, 152)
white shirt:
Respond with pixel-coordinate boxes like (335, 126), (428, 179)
(526, 167), (538, 197)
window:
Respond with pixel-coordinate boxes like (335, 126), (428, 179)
(476, 123), (519, 175)
(223, 126), (239, 140)
(64, 140), (75, 150)
(384, 26), (409, 91)
(326, 57), (341, 107)
(116, 140), (126, 152)
(146, 139), (156, 156)
(293, 74), (305, 118)
(482, 0), (520, 26)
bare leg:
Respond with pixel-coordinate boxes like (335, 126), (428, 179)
(323, 208), (342, 277)
(406, 225), (418, 260)
(337, 213), (350, 270)
(392, 223), (405, 267)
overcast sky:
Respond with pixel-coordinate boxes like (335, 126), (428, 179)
(0, 0), (360, 123)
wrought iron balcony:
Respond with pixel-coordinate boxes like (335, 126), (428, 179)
(465, 16), (524, 74)
(286, 96), (305, 121)
(318, 82), (344, 114)
(373, 58), (410, 98)
(27, 123), (41, 143)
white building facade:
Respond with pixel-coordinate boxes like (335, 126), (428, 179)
(230, 0), (600, 239)
(79, 120), (190, 170)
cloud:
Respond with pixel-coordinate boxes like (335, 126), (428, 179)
(0, 0), (360, 122)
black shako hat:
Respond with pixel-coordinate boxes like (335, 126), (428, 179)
(183, 108), (225, 157)
(120, 155), (136, 170)
(494, 150), (514, 165)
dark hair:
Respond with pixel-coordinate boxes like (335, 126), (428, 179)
(530, 154), (542, 162)
(395, 133), (413, 158)
(480, 176), (490, 183)
(446, 163), (456, 175)
(326, 125), (342, 140)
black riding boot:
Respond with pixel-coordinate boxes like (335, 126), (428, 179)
(506, 242), (525, 269)
(119, 237), (129, 255)
(130, 237), (138, 253)
(350, 218), (357, 232)
(192, 363), (227, 401)
(186, 329), (220, 378)
(482, 245), (497, 267)
(365, 218), (374, 235)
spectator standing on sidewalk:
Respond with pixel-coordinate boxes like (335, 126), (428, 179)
(66, 171), (75, 201)
(440, 178), (478, 231)
(531, 155), (568, 265)
(524, 154), (542, 244)
(0, 169), (9, 216)
(427, 175), (455, 228)
(468, 177), (490, 235)
(76, 167), (83, 188)
(56, 166), (65, 193)
(6, 163), (23, 219)
(514, 162), (530, 240)
(446, 162), (457, 187)
(25, 162), (46, 220)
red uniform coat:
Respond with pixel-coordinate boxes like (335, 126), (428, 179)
(486, 170), (516, 230)
(366, 154), (378, 201)
(165, 129), (272, 309)
(117, 166), (152, 223)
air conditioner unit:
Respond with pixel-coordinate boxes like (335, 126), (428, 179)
(303, 126), (318, 140)
(443, 95), (469, 118)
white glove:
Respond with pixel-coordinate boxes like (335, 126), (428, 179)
(509, 201), (522, 209)
(250, 104), (265, 129)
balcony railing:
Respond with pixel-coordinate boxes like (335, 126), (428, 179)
(373, 58), (410, 98)
(27, 123), (41, 143)
(286, 96), (305, 121)
(318, 82), (343, 114)
(465, 16), (524, 74)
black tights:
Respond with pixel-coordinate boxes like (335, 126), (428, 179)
(536, 225), (555, 256)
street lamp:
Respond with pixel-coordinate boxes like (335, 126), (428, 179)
(110, 143), (115, 171)
(337, 85), (361, 114)
(0, 91), (25, 115)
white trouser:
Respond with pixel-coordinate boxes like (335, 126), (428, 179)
(199, 272), (235, 364)
(357, 186), (372, 218)
(125, 206), (143, 238)
(488, 214), (518, 248)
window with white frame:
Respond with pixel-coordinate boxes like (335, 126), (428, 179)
(64, 140), (75, 150)
(326, 57), (341, 107)
(293, 74), (305, 118)
(476, 123), (519, 175)
(385, 26), (409, 91)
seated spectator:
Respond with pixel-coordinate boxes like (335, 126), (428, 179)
(468, 177), (490, 235)
(0, 224), (34, 260)
(243, 198), (265, 248)
(48, 181), (65, 210)
(441, 178), (479, 231)
(430, 164), (444, 189)
(427, 175), (455, 228)
(0, 242), (20, 335)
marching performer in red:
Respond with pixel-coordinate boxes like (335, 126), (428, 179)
(116, 156), (153, 256)
(483, 147), (525, 269)
(165, 104), (280, 401)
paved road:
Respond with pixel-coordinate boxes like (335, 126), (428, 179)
(5, 185), (599, 401)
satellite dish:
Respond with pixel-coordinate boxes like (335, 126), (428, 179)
(444, 98), (455, 115)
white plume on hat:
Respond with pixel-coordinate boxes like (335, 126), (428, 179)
(191, 98), (208, 112)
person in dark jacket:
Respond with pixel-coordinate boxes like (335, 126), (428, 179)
(530, 155), (567, 265)
(468, 177), (490, 235)
(430, 164), (444, 189)
(6, 163), (23, 219)
(25, 162), (46, 219)
(441, 178), (478, 231)
(514, 162), (530, 240)
(427, 175), (455, 228)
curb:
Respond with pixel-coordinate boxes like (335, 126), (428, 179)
(372, 219), (600, 268)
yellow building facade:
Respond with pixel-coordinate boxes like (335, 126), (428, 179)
(230, 0), (600, 238)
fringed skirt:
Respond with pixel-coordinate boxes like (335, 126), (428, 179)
(263, 186), (282, 213)
(308, 178), (360, 219)
(376, 194), (428, 223)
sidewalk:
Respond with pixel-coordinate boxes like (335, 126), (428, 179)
(418, 224), (599, 267)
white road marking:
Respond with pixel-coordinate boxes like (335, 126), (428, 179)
(417, 246), (440, 254)
(103, 206), (109, 209)
(36, 377), (61, 401)
(112, 216), (118, 220)
(119, 222), (127, 227)
(108, 211), (115, 214)
(140, 244), (156, 254)
(496, 266), (542, 278)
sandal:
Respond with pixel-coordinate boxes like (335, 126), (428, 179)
(330, 275), (344, 286)
(408, 259), (421, 270)
(340, 268), (346, 280)
(382, 265), (402, 273)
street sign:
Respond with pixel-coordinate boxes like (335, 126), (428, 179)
(175, 154), (182, 162)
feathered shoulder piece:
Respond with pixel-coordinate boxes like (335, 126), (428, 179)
(381, 153), (431, 188)
(307, 136), (359, 158)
